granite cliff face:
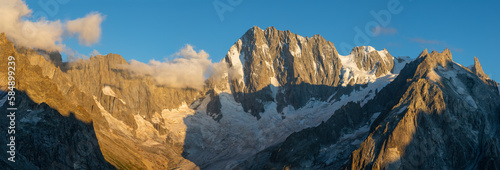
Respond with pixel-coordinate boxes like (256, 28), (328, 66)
(350, 46), (394, 77)
(471, 56), (490, 80)
(0, 32), (201, 169)
(238, 49), (500, 169)
(217, 26), (395, 119)
(0, 33), (113, 169)
(222, 26), (344, 117)
(179, 27), (402, 169)
(1, 26), (499, 170)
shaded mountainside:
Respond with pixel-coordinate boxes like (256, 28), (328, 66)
(1, 25), (499, 170)
(238, 49), (500, 169)
(0, 26), (401, 169)
(215, 26), (397, 119)
(181, 27), (403, 169)
(0, 32), (201, 169)
(222, 26), (344, 118)
(0, 90), (114, 169)
(0, 33), (113, 169)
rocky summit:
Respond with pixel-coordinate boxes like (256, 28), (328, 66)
(0, 27), (499, 169)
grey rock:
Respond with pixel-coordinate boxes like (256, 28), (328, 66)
(239, 49), (500, 169)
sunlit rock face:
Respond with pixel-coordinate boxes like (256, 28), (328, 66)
(0, 33), (113, 169)
(240, 49), (500, 170)
(1, 25), (499, 170)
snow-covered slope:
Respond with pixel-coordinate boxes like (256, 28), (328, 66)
(339, 46), (397, 86)
(182, 43), (408, 169)
(183, 78), (397, 169)
(177, 28), (415, 168)
(393, 56), (411, 74)
(237, 49), (500, 169)
(5, 26), (500, 170)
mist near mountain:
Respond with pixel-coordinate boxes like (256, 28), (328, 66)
(121, 44), (222, 90)
(0, 26), (499, 170)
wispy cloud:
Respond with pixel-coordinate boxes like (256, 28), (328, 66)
(372, 26), (398, 36)
(411, 38), (443, 45)
(450, 47), (464, 52)
(409, 37), (464, 53)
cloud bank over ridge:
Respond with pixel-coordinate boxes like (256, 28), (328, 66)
(122, 44), (226, 90)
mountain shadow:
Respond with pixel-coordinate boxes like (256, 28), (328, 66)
(235, 50), (500, 169)
(182, 82), (371, 169)
(0, 90), (116, 170)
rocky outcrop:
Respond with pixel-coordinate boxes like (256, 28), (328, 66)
(222, 26), (394, 117)
(0, 26), (402, 169)
(346, 49), (500, 169)
(179, 27), (400, 169)
(223, 26), (344, 117)
(1, 32), (201, 169)
(0, 33), (113, 169)
(471, 56), (490, 80)
(350, 46), (394, 77)
(3, 26), (496, 170)
(238, 49), (500, 169)
(225, 26), (343, 92)
(0, 91), (114, 169)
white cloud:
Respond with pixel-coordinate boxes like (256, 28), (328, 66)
(0, 0), (104, 51)
(372, 26), (398, 36)
(122, 45), (227, 90)
(67, 12), (104, 46)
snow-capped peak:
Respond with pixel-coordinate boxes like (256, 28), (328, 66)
(362, 46), (376, 53)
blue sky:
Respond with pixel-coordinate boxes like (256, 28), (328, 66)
(25, 0), (500, 81)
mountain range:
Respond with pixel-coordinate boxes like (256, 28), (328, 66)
(0, 26), (499, 169)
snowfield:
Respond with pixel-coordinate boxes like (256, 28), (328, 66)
(179, 46), (407, 169)
(91, 45), (414, 169)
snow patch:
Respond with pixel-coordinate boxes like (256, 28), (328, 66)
(339, 47), (397, 89)
(134, 114), (160, 140)
(0, 94), (7, 107)
(362, 46), (376, 53)
(392, 56), (412, 74)
(464, 96), (478, 109)
(161, 102), (198, 143)
(290, 43), (301, 57)
(297, 35), (307, 44)
(358, 74), (397, 106)
(396, 105), (408, 114)
(93, 96), (133, 137)
(339, 53), (376, 86)
(180, 48), (401, 169)
(102, 86), (126, 104)
(185, 71), (396, 169)
(318, 112), (381, 164)
(434, 65), (478, 109)
(467, 65), (474, 70)
(228, 39), (245, 85)
(260, 43), (269, 55)
(339, 49), (387, 86)
(102, 86), (116, 97)
(427, 70), (441, 83)
(20, 110), (42, 124)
